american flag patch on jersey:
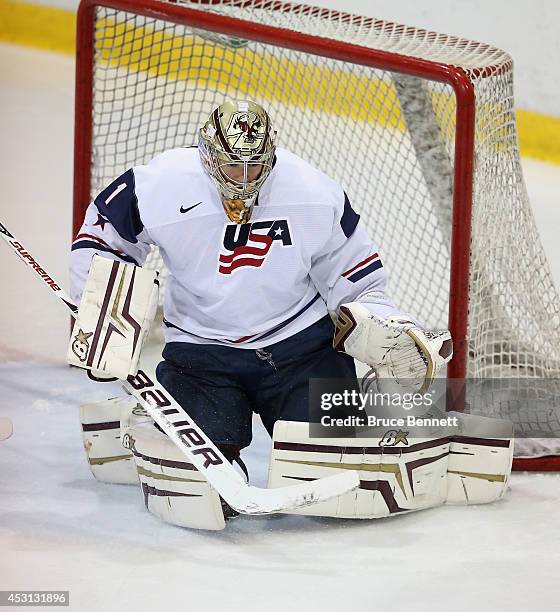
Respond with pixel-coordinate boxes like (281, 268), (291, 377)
(342, 252), (383, 283)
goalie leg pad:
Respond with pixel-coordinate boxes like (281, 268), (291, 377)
(268, 421), (450, 518)
(124, 421), (225, 531)
(80, 396), (149, 484)
(446, 412), (514, 505)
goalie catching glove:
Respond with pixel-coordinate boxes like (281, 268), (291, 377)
(67, 255), (159, 379)
(334, 302), (453, 393)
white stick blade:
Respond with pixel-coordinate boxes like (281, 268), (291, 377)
(232, 470), (360, 515)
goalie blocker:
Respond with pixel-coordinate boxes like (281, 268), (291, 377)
(67, 255), (159, 379)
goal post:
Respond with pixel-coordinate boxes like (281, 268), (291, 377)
(73, 0), (560, 470)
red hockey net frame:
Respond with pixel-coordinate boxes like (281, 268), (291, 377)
(73, 0), (558, 471)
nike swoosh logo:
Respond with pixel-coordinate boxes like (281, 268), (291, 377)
(180, 202), (203, 214)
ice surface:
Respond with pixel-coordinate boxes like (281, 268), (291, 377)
(1, 362), (560, 612)
(1, 43), (560, 612)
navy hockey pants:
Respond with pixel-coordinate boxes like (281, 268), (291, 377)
(156, 315), (357, 449)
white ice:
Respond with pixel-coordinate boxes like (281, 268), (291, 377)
(1, 44), (560, 612)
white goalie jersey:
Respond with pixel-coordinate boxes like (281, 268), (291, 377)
(70, 147), (408, 348)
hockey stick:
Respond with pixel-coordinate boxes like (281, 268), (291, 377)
(0, 222), (359, 514)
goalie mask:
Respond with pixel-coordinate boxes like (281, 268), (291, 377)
(199, 100), (277, 224)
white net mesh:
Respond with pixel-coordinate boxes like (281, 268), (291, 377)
(81, 0), (560, 460)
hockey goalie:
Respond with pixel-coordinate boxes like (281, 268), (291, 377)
(69, 100), (514, 530)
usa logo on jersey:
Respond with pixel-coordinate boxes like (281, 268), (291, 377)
(219, 219), (292, 275)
